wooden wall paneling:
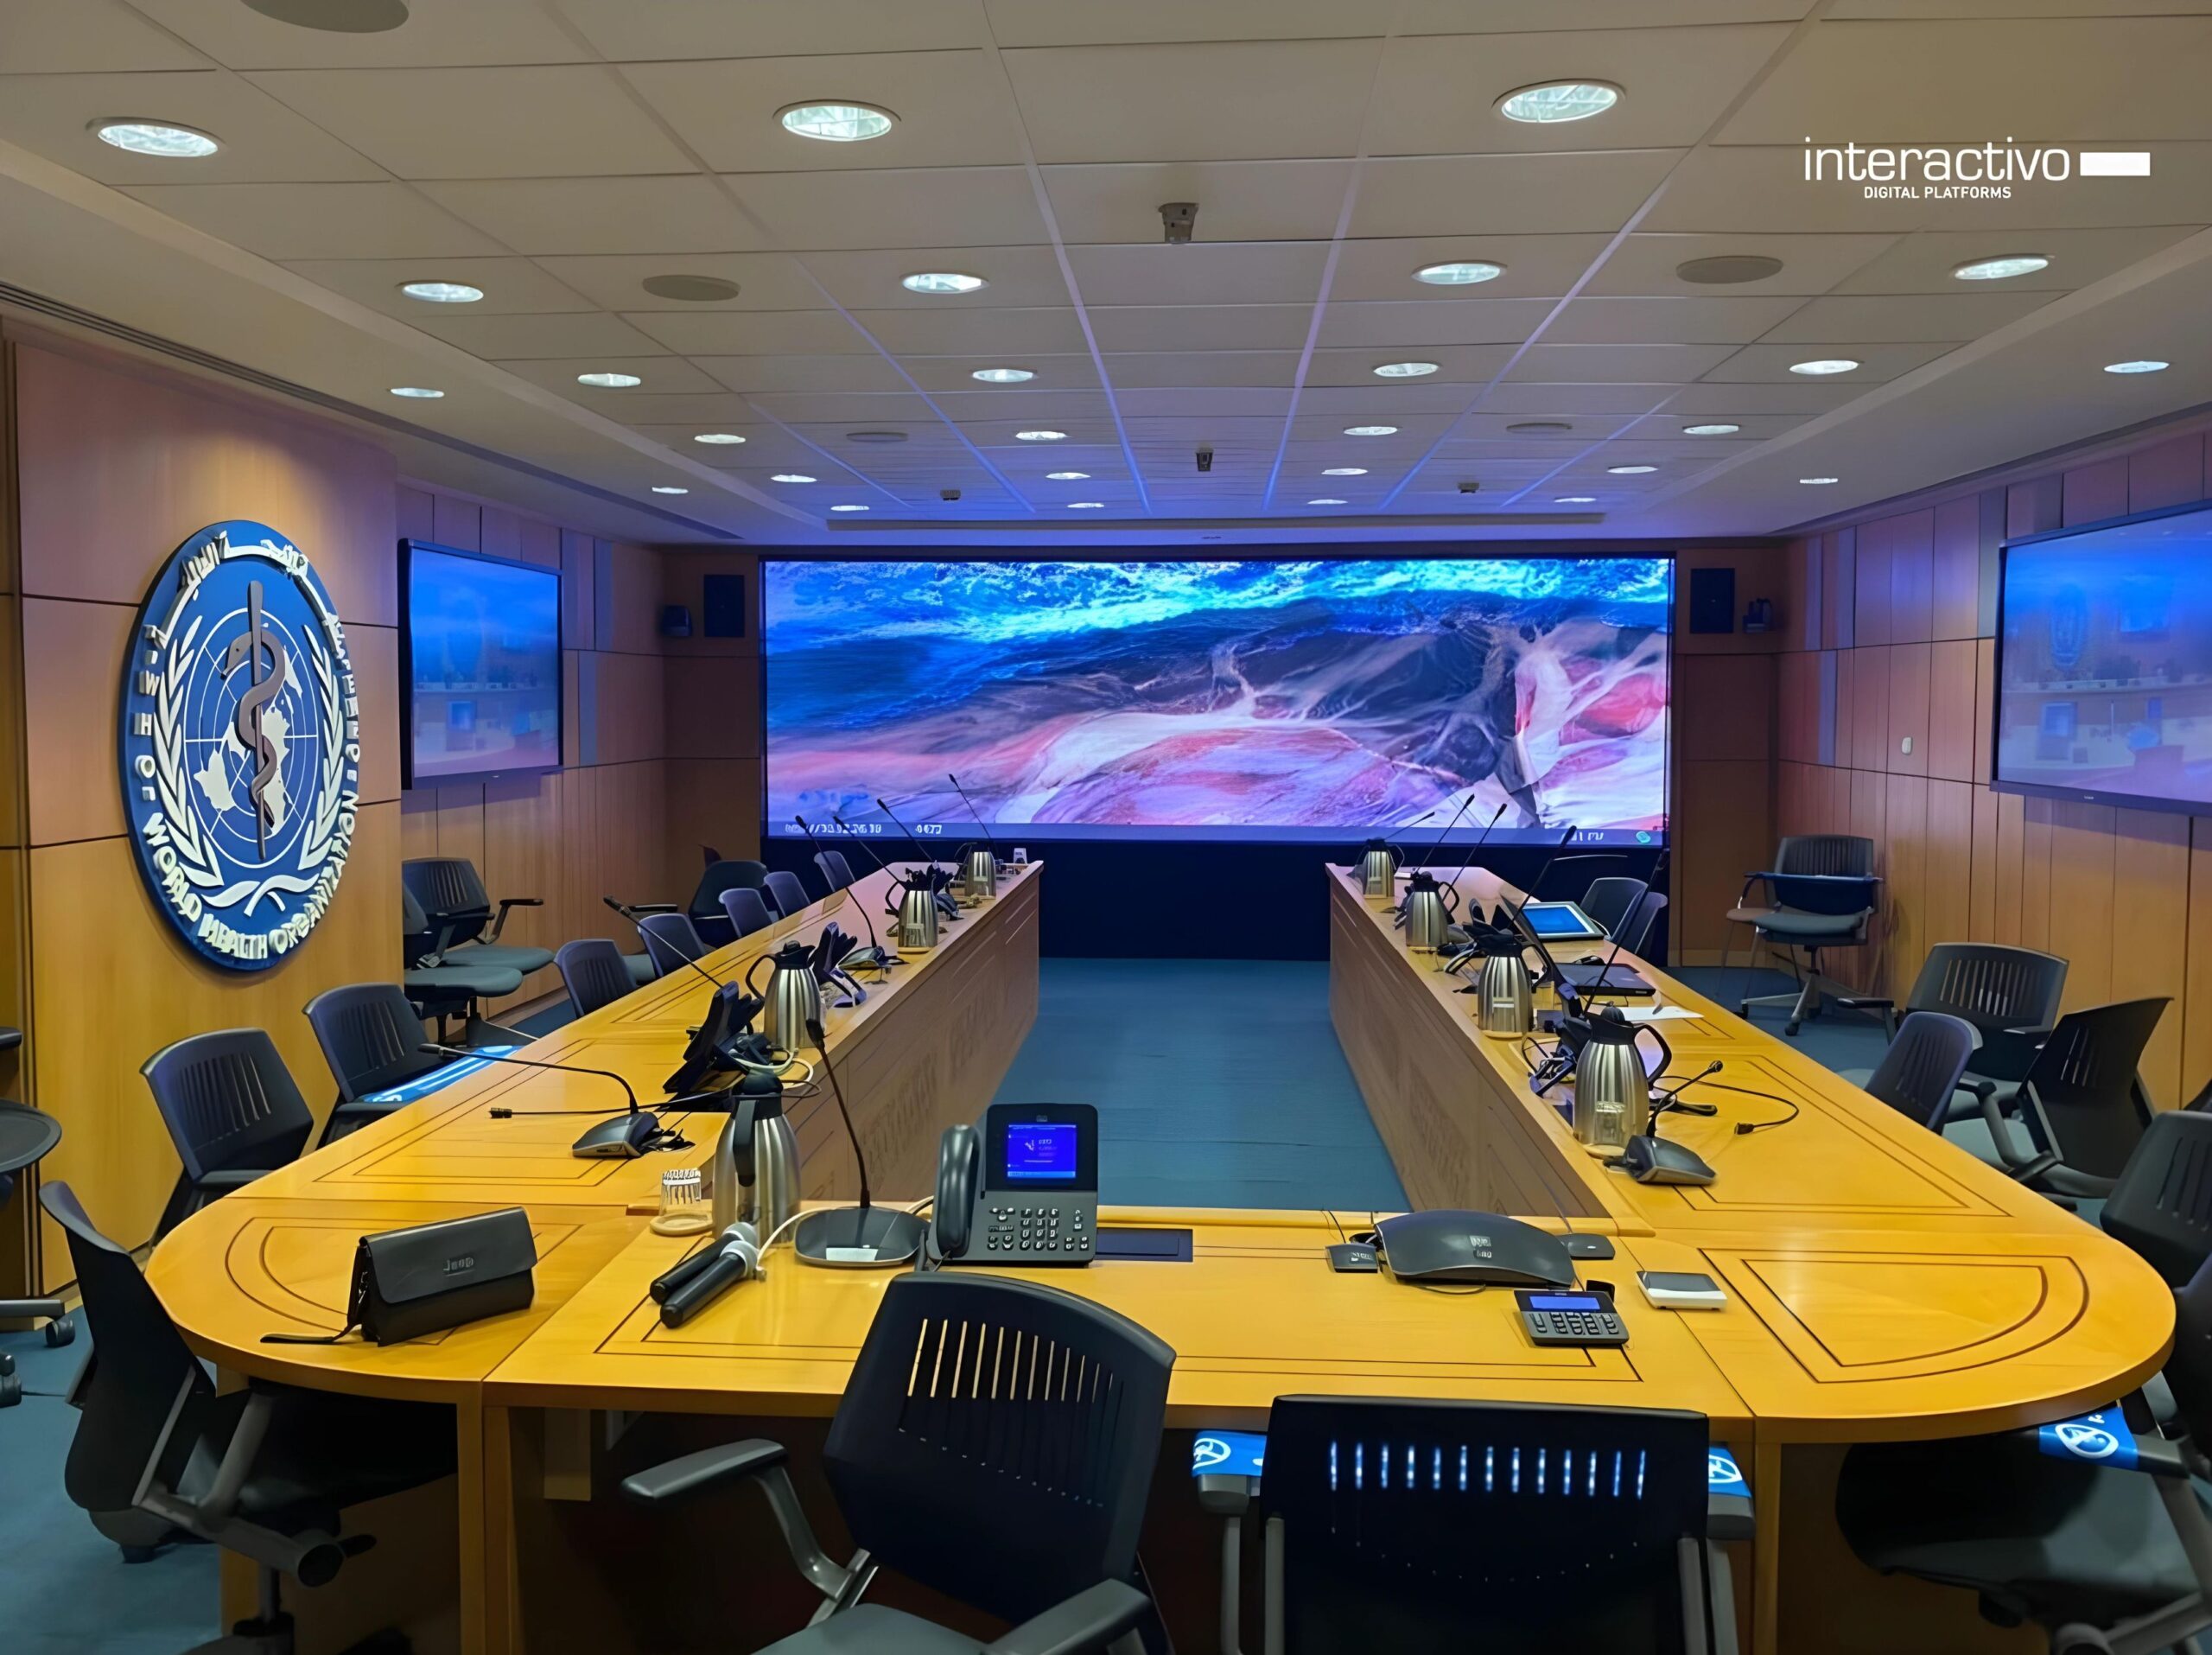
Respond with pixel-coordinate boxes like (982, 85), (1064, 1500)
(1849, 644), (1891, 773)
(2186, 817), (2212, 1104)
(434, 784), (487, 875)
(1971, 639), (1996, 786)
(561, 531), (596, 652)
(2109, 810), (2189, 1105)
(1847, 767), (1890, 989)
(21, 596), (131, 845)
(1778, 538), (1816, 651)
(1881, 775), (1929, 998)
(1853, 519), (1892, 646)
(2128, 436), (2206, 513)
(480, 506), (521, 561)
(400, 791), (439, 863)
(1833, 646), (1857, 765)
(1992, 789), (2026, 947)
(2042, 802), (2118, 1012)
(666, 761), (759, 878)
(2017, 797), (2054, 955)
(1885, 643), (1929, 776)
(481, 773), (564, 967)
(1777, 652), (1818, 766)
(1678, 655), (1773, 763)
(1968, 784), (2001, 943)
(1929, 496), (1981, 642)
(431, 493), (480, 551)
(517, 515), (561, 570)
(1923, 780), (1974, 958)
(2007, 475), (2063, 539)
(595, 543), (664, 659)
(1925, 640), (1976, 782)
(587, 650), (667, 767)
(397, 485), (434, 543)
(1821, 529), (1856, 651)
(1678, 761), (1774, 959)
(2062, 458), (2130, 528)
(664, 655), (763, 761)
(1885, 509), (1935, 644)
(352, 625), (403, 805)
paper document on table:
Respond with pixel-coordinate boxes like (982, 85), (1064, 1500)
(1619, 1005), (1702, 1024)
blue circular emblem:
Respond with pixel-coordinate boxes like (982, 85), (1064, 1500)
(119, 522), (359, 971)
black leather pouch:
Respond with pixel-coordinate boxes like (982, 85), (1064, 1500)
(348, 1208), (537, 1345)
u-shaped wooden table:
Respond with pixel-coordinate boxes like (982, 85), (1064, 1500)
(146, 860), (2169, 1655)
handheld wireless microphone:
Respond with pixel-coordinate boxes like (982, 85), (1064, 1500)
(656, 1221), (762, 1327)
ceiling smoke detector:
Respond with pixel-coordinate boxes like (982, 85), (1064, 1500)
(642, 273), (741, 302)
(1675, 255), (1784, 285)
(1160, 201), (1198, 245)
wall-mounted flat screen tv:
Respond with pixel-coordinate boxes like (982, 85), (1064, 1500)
(1996, 501), (2212, 813)
(761, 555), (1672, 844)
(402, 540), (562, 786)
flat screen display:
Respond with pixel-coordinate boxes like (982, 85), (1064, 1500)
(403, 541), (562, 786)
(1002, 1123), (1079, 1183)
(1996, 505), (2212, 812)
(762, 556), (1671, 843)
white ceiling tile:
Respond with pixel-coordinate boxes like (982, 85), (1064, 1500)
(127, 0), (588, 68)
(1043, 161), (1353, 243)
(124, 181), (504, 258)
(798, 245), (1068, 309)
(1317, 299), (1557, 348)
(985, 0), (1377, 47)
(1395, 0), (1813, 28)
(1293, 382), (1484, 415)
(1089, 306), (1314, 353)
(1547, 296), (1809, 345)
(1882, 143), (2212, 230)
(534, 252), (829, 311)
(1664, 381), (1866, 415)
(1478, 385), (1678, 416)
(1353, 153), (1683, 239)
(1617, 411), (1810, 442)
(1004, 40), (1380, 164)
(899, 358), (1103, 393)
(620, 50), (1026, 172)
(497, 356), (727, 397)
(1371, 26), (1794, 156)
(1758, 290), (2055, 343)
(1700, 341), (1960, 382)
(927, 390), (1112, 421)
(1288, 413), (1457, 442)
(417, 176), (768, 255)
(623, 309), (872, 354)
(723, 168), (1046, 250)
(0, 70), (385, 184)
(1114, 388), (1294, 417)
(627, 424), (822, 463)
(0, 0), (211, 71)
(696, 354), (915, 394)
(283, 256), (594, 317)
(1587, 232), (1903, 296)
(753, 392), (942, 423)
(557, 0), (991, 59)
(1305, 345), (1516, 386)
(853, 306), (1090, 354)
(1508, 343), (1739, 383)
(1327, 235), (1613, 301)
(1066, 242), (1328, 305)
(412, 310), (671, 360)
(1835, 226), (2210, 294)
(1102, 352), (1304, 388)
(608, 393), (764, 423)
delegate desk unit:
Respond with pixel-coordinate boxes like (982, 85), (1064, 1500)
(140, 856), (2169, 1655)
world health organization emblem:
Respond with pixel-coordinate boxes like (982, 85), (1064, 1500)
(120, 521), (359, 971)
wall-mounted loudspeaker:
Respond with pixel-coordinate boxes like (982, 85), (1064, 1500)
(658, 604), (693, 639)
(702, 573), (747, 640)
(1688, 568), (1735, 635)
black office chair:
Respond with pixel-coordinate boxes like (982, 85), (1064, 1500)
(1981, 997), (2171, 1200)
(41, 1181), (454, 1655)
(400, 885), (523, 1036)
(2102, 1110), (2212, 1289)
(1582, 875), (1648, 940)
(813, 849), (857, 892)
(638, 912), (708, 977)
(1725, 835), (1882, 1035)
(143, 1030), (315, 1242)
(1837, 1248), (2212, 1654)
(720, 887), (775, 939)
(400, 857), (556, 979)
(689, 859), (769, 946)
(1861, 1010), (1979, 1129)
(1838, 943), (2070, 1123)
(1617, 890), (1669, 958)
(761, 869), (811, 920)
(623, 1272), (1174, 1655)
(300, 983), (447, 1144)
(556, 939), (635, 1018)
(1246, 1397), (1743, 1652)
(0, 1098), (74, 1405)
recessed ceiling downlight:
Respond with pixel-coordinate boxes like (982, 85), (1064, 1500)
(779, 102), (896, 143)
(902, 271), (987, 296)
(1799, 476), (1840, 486)
(1954, 254), (2049, 283)
(830, 503), (870, 512)
(94, 120), (219, 158)
(1323, 467), (1369, 476)
(1676, 255), (1783, 286)
(642, 273), (741, 302)
(400, 280), (483, 303)
(1307, 498), (1348, 506)
(1067, 501), (1104, 509)
(1497, 81), (1621, 124)
(1789, 358), (1859, 376)
(1682, 423), (1740, 436)
(652, 486), (689, 495)
(389, 386), (443, 399)
(1555, 495), (1597, 504)
(971, 366), (1034, 383)
(772, 474), (817, 484)
(244, 0), (408, 30)
(1415, 261), (1504, 286)
(2106, 359), (2171, 374)
(1344, 424), (1398, 436)
(576, 371), (642, 387)
(1046, 471), (1090, 481)
(1015, 430), (1067, 442)
(692, 432), (746, 445)
(1373, 360), (1440, 378)
(1607, 464), (1657, 474)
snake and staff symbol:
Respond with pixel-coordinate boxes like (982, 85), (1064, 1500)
(219, 580), (290, 853)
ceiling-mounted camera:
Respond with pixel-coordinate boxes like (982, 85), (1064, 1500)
(1196, 447), (1214, 474)
(1160, 201), (1198, 245)
(1458, 481), (1481, 495)
(940, 487), (962, 501)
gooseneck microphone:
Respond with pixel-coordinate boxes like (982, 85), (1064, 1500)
(1383, 806), (1438, 872)
(1649, 1060), (1724, 1124)
(423, 1043), (677, 1159)
(830, 809), (912, 967)
(945, 772), (1005, 869)
(791, 1014), (927, 1268)
(602, 895), (728, 995)
(795, 813), (893, 964)
(874, 796), (961, 921)
(655, 1221), (762, 1327)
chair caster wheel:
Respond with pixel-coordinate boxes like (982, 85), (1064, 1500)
(119, 1544), (162, 1565)
(2052, 1626), (2113, 1655)
(45, 1314), (74, 1347)
(0, 1348), (14, 1378)
(0, 1371), (20, 1406)
(1783, 1022), (1802, 1036)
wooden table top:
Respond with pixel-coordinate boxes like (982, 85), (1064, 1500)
(145, 857), (2171, 1446)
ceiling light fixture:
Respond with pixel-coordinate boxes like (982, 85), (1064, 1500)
(1682, 423), (1740, 436)
(1015, 430), (1066, 442)
(1799, 476), (1840, 485)
(771, 473), (817, 484)
(1414, 261), (1504, 286)
(830, 503), (870, 512)
(902, 271), (987, 296)
(389, 385), (443, 399)
(1607, 464), (1657, 474)
(399, 280), (483, 303)
(1676, 255), (1783, 285)
(1554, 495), (1597, 504)
(1373, 361), (1439, 378)
(652, 486), (689, 495)
(1497, 81), (1621, 124)
(576, 371), (641, 387)
(1046, 470), (1090, 480)
(1067, 501), (1104, 509)
(1789, 358), (1859, 376)
(244, 0), (409, 30)
(692, 432), (746, 445)
(1323, 467), (1368, 476)
(2105, 359), (2170, 374)
(971, 366), (1034, 383)
(642, 273), (741, 302)
(93, 119), (219, 157)
(1307, 498), (1349, 506)
(1953, 254), (2050, 282)
(778, 102), (896, 143)
(1344, 424), (1398, 436)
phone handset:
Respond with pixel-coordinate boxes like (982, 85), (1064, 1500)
(932, 1123), (980, 1260)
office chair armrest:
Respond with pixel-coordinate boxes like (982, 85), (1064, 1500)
(1980, 1091), (2036, 1170)
(197, 1167), (276, 1190)
(628, 902), (681, 916)
(1706, 1446), (1754, 1543)
(197, 1388), (276, 1523)
(621, 1442), (855, 1602)
(2006, 1150), (2063, 1186)
(984, 1579), (1152, 1655)
(1705, 1542), (1741, 1655)
(2016, 1398), (2193, 1479)
(486, 896), (543, 942)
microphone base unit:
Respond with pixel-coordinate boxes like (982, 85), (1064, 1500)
(572, 1113), (664, 1159)
(793, 1204), (927, 1270)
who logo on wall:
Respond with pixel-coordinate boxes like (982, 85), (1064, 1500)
(118, 521), (360, 971)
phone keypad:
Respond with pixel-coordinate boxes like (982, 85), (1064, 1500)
(1522, 1306), (1629, 1347)
(982, 1202), (1092, 1262)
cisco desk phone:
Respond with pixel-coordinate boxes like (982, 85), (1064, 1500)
(931, 1103), (1099, 1267)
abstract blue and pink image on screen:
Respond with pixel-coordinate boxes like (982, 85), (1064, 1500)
(763, 557), (1671, 843)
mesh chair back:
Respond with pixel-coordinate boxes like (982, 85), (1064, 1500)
(2023, 997), (2171, 1180)
(1770, 835), (1878, 916)
(1864, 1011), (1977, 1128)
(761, 869), (810, 920)
(638, 912), (706, 977)
(1582, 876), (1646, 939)
(1618, 892), (1668, 957)
(41, 1182), (215, 1516)
(824, 1273), (1175, 1627)
(401, 857), (492, 928)
(1262, 1398), (1710, 1654)
(814, 850), (856, 892)
(1905, 944), (2068, 1038)
(2167, 1253), (2212, 1452)
(303, 983), (437, 1104)
(690, 859), (766, 918)
(720, 888), (774, 939)
(556, 939), (634, 1016)
(2102, 1110), (2212, 1287)
(141, 1029), (312, 1185)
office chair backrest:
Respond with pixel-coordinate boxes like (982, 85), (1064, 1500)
(1863, 1011), (1977, 1128)
(40, 1181), (214, 1517)
(141, 1029), (313, 1185)
(2023, 996), (2171, 1180)
(1905, 943), (2068, 1039)
(401, 857), (492, 926)
(302, 983), (438, 1104)
(719, 887), (774, 939)
(813, 849), (856, 892)
(2165, 1253), (2212, 1453)
(760, 869), (810, 920)
(824, 1273), (1175, 1628)
(556, 939), (634, 1017)
(638, 912), (706, 977)
(2102, 1110), (2212, 1287)
(1262, 1397), (1711, 1653)
(1618, 891), (1668, 958)
(1770, 835), (1878, 916)
(690, 859), (767, 920)
(1582, 876), (1646, 940)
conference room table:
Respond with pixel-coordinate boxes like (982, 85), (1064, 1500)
(141, 856), (2170, 1655)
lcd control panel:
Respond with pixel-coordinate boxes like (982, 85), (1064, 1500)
(981, 1104), (1098, 1264)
